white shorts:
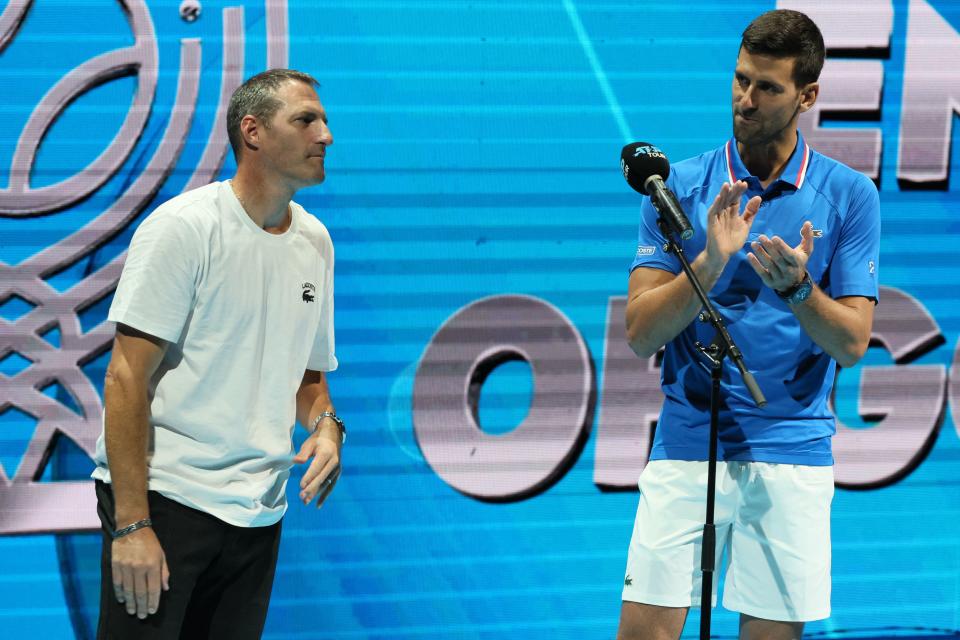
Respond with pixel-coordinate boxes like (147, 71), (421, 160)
(622, 459), (833, 622)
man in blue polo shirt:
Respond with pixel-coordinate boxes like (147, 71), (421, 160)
(616, 10), (879, 640)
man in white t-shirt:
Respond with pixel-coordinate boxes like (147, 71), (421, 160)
(91, 69), (344, 639)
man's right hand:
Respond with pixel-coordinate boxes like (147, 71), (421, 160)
(704, 180), (762, 267)
(112, 525), (170, 619)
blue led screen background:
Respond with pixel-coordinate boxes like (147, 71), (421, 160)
(1, 0), (960, 638)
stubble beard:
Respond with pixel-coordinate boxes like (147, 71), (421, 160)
(732, 102), (801, 148)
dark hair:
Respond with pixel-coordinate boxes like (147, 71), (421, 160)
(740, 9), (825, 87)
(226, 68), (319, 159)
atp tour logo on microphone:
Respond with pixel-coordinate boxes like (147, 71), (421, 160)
(0, 0), (291, 536)
(633, 145), (665, 158)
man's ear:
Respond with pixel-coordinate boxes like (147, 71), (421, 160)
(240, 114), (260, 151)
(799, 82), (819, 114)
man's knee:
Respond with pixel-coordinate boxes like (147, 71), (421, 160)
(616, 601), (687, 640)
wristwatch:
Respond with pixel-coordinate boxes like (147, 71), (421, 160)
(775, 272), (813, 305)
(311, 411), (346, 444)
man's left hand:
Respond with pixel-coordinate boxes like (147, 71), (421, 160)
(293, 423), (341, 507)
(747, 220), (815, 291)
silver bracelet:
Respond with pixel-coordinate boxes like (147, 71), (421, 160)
(112, 517), (152, 540)
(311, 411), (346, 444)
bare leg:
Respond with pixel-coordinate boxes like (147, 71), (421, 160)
(616, 601), (688, 640)
(739, 613), (804, 640)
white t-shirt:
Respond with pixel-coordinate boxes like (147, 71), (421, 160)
(91, 180), (337, 527)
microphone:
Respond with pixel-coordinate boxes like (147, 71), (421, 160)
(620, 142), (694, 240)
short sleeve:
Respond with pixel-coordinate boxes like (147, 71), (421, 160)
(307, 244), (337, 372)
(828, 176), (881, 301)
(629, 185), (681, 275)
(108, 211), (200, 343)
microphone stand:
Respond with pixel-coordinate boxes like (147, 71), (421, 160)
(654, 217), (766, 640)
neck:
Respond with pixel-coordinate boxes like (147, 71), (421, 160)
(230, 164), (295, 233)
(737, 127), (798, 188)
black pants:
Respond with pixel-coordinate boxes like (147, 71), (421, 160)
(95, 481), (282, 640)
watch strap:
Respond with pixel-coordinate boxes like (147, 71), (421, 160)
(775, 272), (813, 304)
(311, 411), (346, 444)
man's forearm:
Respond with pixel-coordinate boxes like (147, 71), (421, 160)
(626, 253), (728, 358)
(103, 373), (151, 527)
(790, 288), (871, 368)
(298, 398), (334, 432)
(296, 370), (334, 432)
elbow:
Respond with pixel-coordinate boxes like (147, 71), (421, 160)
(103, 361), (140, 404)
(626, 325), (658, 360)
(625, 296), (666, 360)
(103, 364), (123, 398)
(629, 340), (658, 360)
(835, 337), (870, 369)
(104, 360), (130, 391)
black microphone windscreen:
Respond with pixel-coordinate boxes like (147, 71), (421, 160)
(620, 142), (671, 196)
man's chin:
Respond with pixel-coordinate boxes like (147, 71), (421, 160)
(733, 127), (768, 147)
(299, 170), (326, 188)
(733, 122), (755, 142)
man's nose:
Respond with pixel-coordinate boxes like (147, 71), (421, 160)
(316, 122), (333, 146)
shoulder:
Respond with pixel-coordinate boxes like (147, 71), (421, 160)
(140, 182), (223, 238)
(805, 151), (879, 217)
(668, 144), (727, 199)
(292, 201), (334, 255)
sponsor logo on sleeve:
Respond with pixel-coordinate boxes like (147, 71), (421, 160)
(636, 245), (656, 257)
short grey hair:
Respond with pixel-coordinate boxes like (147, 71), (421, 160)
(226, 68), (319, 160)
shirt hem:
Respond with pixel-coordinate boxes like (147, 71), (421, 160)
(107, 310), (182, 345)
(91, 469), (287, 528)
(628, 261), (677, 275)
(650, 448), (834, 466)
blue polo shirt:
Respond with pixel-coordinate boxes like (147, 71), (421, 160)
(629, 131), (880, 465)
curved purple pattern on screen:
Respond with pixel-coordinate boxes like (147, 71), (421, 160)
(0, 41), (201, 534)
(0, 1), (289, 535)
(22, 40), (200, 277)
(413, 295), (594, 501)
(951, 338), (960, 444)
(833, 286), (946, 488)
(0, 0), (158, 216)
(0, 0), (33, 54)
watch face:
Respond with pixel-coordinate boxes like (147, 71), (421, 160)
(791, 281), (813, 304)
